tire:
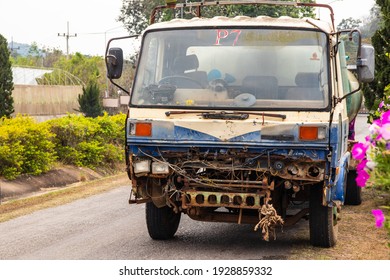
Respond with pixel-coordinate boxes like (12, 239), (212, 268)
(145, 202), (181, 240)
(309, 184), (338, 247)
(345, 170), (362, 205)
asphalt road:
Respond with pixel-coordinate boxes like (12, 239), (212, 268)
(0, 184), (312, 260)
(0, 114), (371, 260)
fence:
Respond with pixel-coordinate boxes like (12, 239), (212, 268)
(12, 85), (82, 119)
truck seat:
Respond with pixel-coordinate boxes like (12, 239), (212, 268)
(286, 72), (323, 100)
(241, 76), (278, 99)
(172, 54), (208, 87)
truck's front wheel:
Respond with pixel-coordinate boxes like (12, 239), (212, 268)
(146, 202), (181, 240)
(309, 184), (338, 247)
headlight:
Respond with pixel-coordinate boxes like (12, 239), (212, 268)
(133, 160), (151, 174)
(152, 162), (170, 174)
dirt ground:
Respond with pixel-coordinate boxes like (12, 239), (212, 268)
(0, 165), (122, 202)
(289, 187), (390, 259)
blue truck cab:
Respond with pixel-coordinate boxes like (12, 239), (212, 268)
(106, 0), (374, 247)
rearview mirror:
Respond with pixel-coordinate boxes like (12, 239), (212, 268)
(357, 44), (375, 83)
(106, 48), (124, 79)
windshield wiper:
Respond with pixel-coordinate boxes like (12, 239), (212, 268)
(201, 112), (249, 120)
(165, 110), (286, 120)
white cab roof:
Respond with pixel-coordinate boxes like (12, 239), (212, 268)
(146, 16), (334, 34)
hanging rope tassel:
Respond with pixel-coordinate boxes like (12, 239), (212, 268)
(254, 204), (284, 241)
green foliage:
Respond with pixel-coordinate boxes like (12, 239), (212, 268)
(363, 0), (389, 110)
(0, 116), (56, 179)
(11, 48), (111, 95)
(119, 0), (315, 35)
(48, 113), (126, 169)
(53, 52), (104, 85)
(0, 34), (14, 118)
(202, 0), (315, 19)
(78, 82), (104, 118)
(337, 17), (361, 30)
(119, 0), (163, 34)
(368, 84), (390, 123)
(0, 114), (126, 179)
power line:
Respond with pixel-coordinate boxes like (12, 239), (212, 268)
(58, 21), (77, 59)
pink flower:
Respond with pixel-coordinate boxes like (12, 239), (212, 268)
(371, 209), (385, 228)
(356, 169), (370, 187)
(351, 142), (369, 160)
(379, 101), (385, 109)
(369, 122), (381, 137)
(356, 159), (367, 171)
(365, 135), (375, 144)
(381, 110), (390, 124)
(379, 123), (390, 140)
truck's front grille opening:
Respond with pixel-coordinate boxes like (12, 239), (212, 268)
(182, 190), (268, 209)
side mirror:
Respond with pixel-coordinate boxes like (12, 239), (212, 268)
(357, 44), (375, 83)
(106, 48), (124, 79)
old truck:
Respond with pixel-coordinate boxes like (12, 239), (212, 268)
(105, 0), (374, 247)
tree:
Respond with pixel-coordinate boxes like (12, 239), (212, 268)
(118, 0), (315, 35)
(118, 0), (163, 34)
(0, 34), (14, 118)
(337, 17), (361, 30)
(362, 0), (389, 110)
(360, 5), (381, 39)
(78, 82), (104, 118)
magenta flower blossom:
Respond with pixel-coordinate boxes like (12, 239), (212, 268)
(356, 159), (367, 171)
(352, 142), (369, 160)
(379, 123), (390, 140)
(356, 169), (370, 187)
(365, 135), (375, 144)
(371, 209), (385, 228)
(379, 101), (385, 109)
(381, 110), (390, 124)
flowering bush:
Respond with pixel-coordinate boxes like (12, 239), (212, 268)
(352, 85), (390, 241)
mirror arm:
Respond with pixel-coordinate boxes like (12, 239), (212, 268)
(335, 83), (361, 104)
(105, 34), (139, 96)
(105, 54), (117, 66)
(108, 79), (130, 95)
(349, 29), (362, 61)
(335, 29), (364, 103)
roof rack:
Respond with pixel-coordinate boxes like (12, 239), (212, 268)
(150, 0), (335, 30)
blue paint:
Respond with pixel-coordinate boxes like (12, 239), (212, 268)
(332, 152), (350, 203)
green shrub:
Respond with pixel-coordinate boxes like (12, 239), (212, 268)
(77, 140), (105, 167)
(47, 113), (125, 168)
(0, 116), (56, 179)
(0, 114), (125, 179)
(48, 114), (100, 164)
(106, 112), (126, 146)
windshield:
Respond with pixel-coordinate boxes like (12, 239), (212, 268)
(131, 28), (329, 110)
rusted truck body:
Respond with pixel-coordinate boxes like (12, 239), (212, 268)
(106, 0), (374, 247)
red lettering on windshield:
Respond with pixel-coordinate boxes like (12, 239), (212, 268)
(215, 29), (241, 46)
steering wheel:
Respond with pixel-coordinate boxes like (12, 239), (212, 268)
(209, 79), (228, 92)
(159, 75), (205, 89)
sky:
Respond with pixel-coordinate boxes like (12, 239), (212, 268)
(0, 0), (377, 57)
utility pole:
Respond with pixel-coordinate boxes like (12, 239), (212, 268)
(58, 21), (77, 59)
(8, 37), (20, 58)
